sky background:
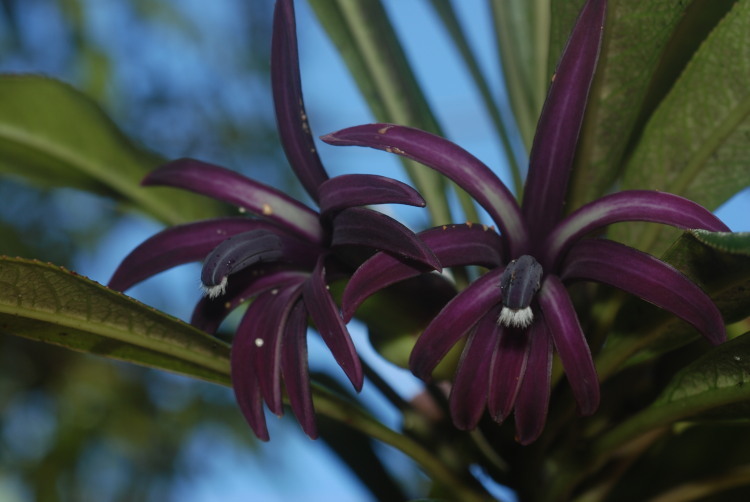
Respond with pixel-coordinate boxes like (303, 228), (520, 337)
(1, 0), (748, 500)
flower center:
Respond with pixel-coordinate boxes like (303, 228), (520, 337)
(498, 255), (543, 328)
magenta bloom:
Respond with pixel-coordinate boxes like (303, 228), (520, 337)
(109, 0), (437, 440)
(322, 0), (728, 444)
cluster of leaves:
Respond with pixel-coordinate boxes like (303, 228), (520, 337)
(1, 0), (750, 501)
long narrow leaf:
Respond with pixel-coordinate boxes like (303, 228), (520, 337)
(0, 75), (219, 225)
(429, 0), (523, 194)
(617, 0), (750, 253)
(0, 256), (231, 385)
(489, 0), (548, 152)
(562, 0), (693, 210)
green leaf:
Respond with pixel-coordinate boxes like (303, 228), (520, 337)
(307, 0), (477, 225)
(594, 331), (750, 458)
(597, 231), (750, 379)
(0, 256), (231, 385)
(566, 0), (695, 210)
(616, 0), (750, 253)
(0, 75), (219, 225)
(490, 0), (549, 153)
(603, 424), (750, 502)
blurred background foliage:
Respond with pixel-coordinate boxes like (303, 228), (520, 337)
(0, 0), (374, 500)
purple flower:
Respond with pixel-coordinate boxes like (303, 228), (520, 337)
(322, 0), (728, 444)
(108, 0), (437, 441)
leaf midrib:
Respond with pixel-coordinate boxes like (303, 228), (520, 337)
(0, 124), (182, 224)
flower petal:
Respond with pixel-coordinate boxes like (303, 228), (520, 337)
(409, 268), (503, 380)
(303, 257), (363, 390)
(231, 312), (269, 441)
(514, 317), (554, 445)
(488, 325), (531, 422)
(450, 308), (500, 430)
(522, 0), (607, 240)
(191, 268), (308, 334)
(234, 287), (300, 417)
(272, 0), (329, 201)
(318, 174), (425, 217)
(321, 124), (528, 256)
(108, 218), (266, 292)
(281, 299), (318, 439)
(342, 224), (504, 321)
(544, 190), (731, 267)
(331, 207), (440, 270)
(537, 275), (600, 415)
(144, 158), (324, 243)
(561, 239), (725, 345)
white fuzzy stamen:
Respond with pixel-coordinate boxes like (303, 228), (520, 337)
(201, 276), (228, 299)
(497, 306), (534, 328)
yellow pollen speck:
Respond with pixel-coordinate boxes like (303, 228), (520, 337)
(442, 225), (448, 230)
(391, 147), (405, 155)
(224, 302), (231, 309)
(385, 147), (393, 153)
(262, 203), (273, 215)
(377, 125), (393, 134)
(482, 224), (489, 231)
(238, 207), (247, 214)
(255, 338), (264, 347)
(466, 222), (473, 228)
(551, 73), (557, 82)
(271, 289), (279, 295)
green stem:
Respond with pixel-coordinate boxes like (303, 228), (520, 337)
(311, 384), (492, 502)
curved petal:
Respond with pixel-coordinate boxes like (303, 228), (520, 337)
(514, 317), (554, 445)
(191, 268), (308, 334)
(488, 324), (531, 422)
(144, 158), (324, 244)
(318, 174), (425, 216)
(449, 308), (500, 430)
(544, 190), (731, 267)
(522, 0), (607, 241)
(281, 299), (318, 439)
(108, 217), (267, 292)
(231, 312), (269, 441)
(303, 256), (363, 390)
(537, 275), (600, 415)
(342, 224), (504, 322)
(410, 268), (503, 380)
(321, 124), (528, 257)
(331, 207), (440, 270)
(272, 0), (329, 201)
(561, 239), (725, 345)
